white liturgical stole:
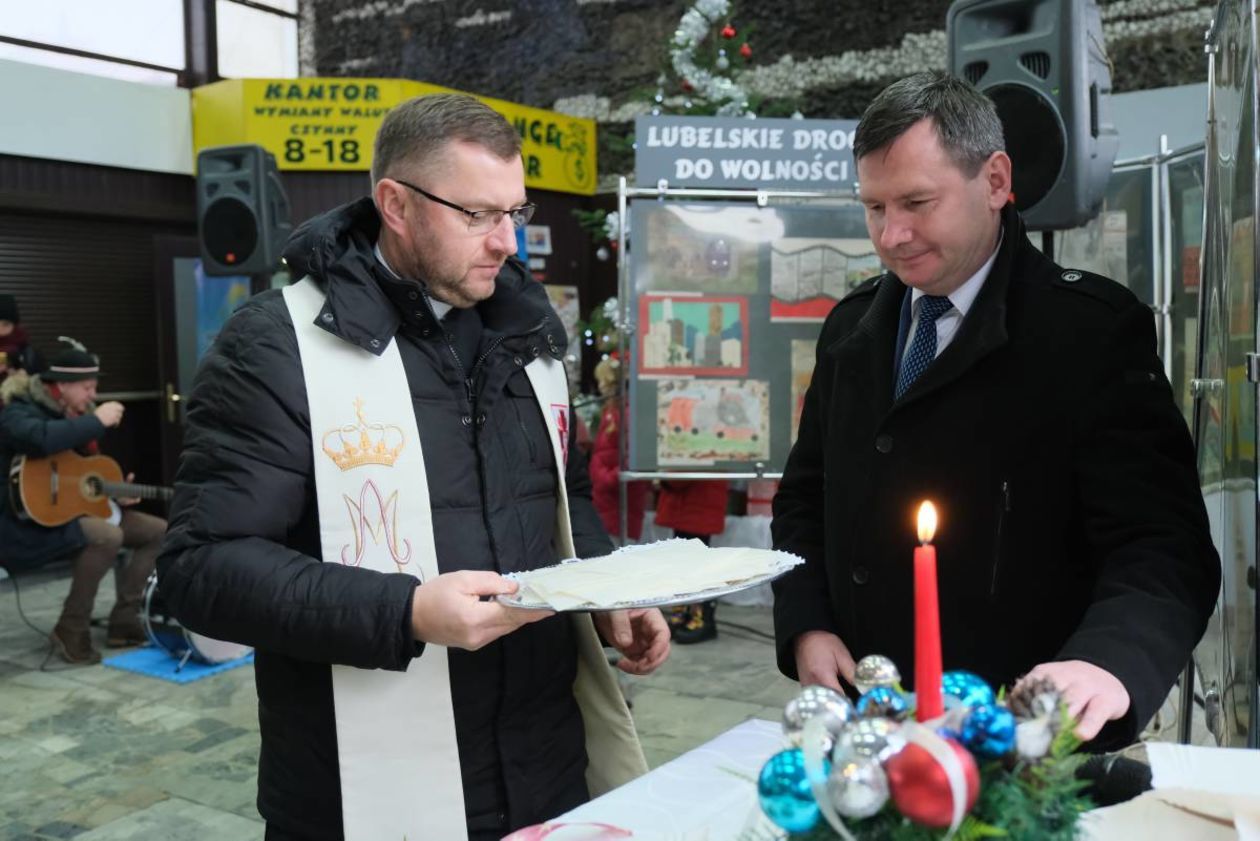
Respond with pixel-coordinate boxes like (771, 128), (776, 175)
(283, 277), (645, 841)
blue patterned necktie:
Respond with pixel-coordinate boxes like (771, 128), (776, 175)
(895, 295), (953, 399)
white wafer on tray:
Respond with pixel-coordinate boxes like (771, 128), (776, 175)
(497, 538), (805, 611)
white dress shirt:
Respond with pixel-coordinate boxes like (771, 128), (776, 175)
(906, 237), (1002, 360)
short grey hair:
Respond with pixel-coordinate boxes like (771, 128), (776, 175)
(371, 93), (521, 184)
(853, 71), (1005, 176)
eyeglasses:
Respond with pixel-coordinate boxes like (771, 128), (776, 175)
(394, 178), (536, 232)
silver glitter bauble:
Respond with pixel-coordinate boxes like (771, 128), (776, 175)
(783, 685), (854, 751)
(853, 654), (901, 695)
(827, 755), (889, 819)
(1015, 718), (1054, 760)
(831, 717), (907, 764)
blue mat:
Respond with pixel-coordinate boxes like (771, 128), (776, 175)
(103, 644), (254, 684)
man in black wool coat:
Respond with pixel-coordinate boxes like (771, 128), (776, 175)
(772, 71), (1220, 750)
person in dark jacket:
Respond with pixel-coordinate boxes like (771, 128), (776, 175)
(157, 93), (668, 841)
(772, 72), (1220, 750)
(0, 339), (166, 663)
(0, 294), (36, 400)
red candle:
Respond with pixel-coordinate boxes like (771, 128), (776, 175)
(914, 501), (944, 721)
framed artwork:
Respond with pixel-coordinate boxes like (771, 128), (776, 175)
(636, 204), (761, 293)
(656, 378), (770, 465)
(525, 224), (553, 255)
(770, 237), (880, 321)
(638, 294), (749, 377)
(790, 339), (816, 446)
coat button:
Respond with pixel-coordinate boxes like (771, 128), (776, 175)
(530, 346), (540, 357)
(421, 328), (431, 337)
(369, 338), (381, 348)
(513, 356), (524, 366)
(476, 413), (486, 426)
(874, 434), (893, 453)
(461, 415), (472, 426)
(408, 291), (418, 300)
(321, 312), (334, 323)
(852, 565), (870, 585)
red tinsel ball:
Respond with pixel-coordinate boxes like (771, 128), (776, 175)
(739, 43), (752, 58)
(884, 740), (980, 828)
(721, 25), (736, 38)
(681, 79), (694, 92)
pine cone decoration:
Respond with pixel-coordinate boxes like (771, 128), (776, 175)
(1009, 676), (1061, 721)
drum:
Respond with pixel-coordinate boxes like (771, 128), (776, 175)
(141, 573), (252, 665)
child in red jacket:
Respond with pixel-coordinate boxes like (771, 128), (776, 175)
(589, 355), (648, 541)
(655, 479), (729, 643)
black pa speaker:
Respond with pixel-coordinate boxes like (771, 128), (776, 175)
(947, 0), (1119, 230)
(196, 144), (292, 276)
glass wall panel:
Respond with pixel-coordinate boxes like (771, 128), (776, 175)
(1193, 0), (1257, 749)
(1051, 167), (1156, 306)
(1169, 153), (1206, 428)
(216, 0), (298, 79)
(0, 0), (184, 69)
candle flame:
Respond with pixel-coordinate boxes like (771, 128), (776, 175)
(917, 501), (937, 543)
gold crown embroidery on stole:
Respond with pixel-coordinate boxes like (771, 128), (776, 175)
(322, 398), (405, 470)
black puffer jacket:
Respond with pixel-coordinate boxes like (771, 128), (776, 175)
(157, 198), (613, 839)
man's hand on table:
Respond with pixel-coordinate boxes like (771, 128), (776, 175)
(793, 630), (857, 691)
(1019, 660), (1131, 740)
(594, 608), (671, 675)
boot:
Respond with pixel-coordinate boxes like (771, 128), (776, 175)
(50, 621), (102, 665)
(106, 601), (147, 648)
(673, 601), (717, 645)
(665, 605), (690, 638)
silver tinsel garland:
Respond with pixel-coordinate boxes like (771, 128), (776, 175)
(669, 0), (751, 117)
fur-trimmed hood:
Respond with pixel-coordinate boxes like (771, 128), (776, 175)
(0, 370), (87, 415)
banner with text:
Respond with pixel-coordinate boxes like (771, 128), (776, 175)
(192, 78), (597, 195)
(635, 115), (858, 192)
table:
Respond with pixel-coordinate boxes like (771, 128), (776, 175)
(548, 722), (1260, 840)
(557, 718), (782, 839)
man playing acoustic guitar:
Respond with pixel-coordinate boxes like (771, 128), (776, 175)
(0, 338), (166, 664)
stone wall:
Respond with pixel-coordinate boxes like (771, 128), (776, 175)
(308, 0), (1216, 179)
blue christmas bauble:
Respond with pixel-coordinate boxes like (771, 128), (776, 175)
(960, 704), (1016, 758)
(855, 685), (909, 720)
(758, 748), (824, 832)
(942, 670), (996, 710)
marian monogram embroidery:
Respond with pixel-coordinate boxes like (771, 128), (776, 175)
(341, 479), (414, 575)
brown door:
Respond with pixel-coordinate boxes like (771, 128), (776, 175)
(152, 237), (257, 484)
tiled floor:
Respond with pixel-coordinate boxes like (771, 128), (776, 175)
(0, 566), (799, 840)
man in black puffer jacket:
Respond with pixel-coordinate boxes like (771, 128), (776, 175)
(157, 94), (668, 841)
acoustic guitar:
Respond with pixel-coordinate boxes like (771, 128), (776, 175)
(8, 451), (173, 527)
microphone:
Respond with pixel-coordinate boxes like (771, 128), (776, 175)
(1075, 753), (1153, 807)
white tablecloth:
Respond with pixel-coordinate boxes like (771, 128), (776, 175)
(556, 718), (782, 839)
(550, 720), (1260, 841)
